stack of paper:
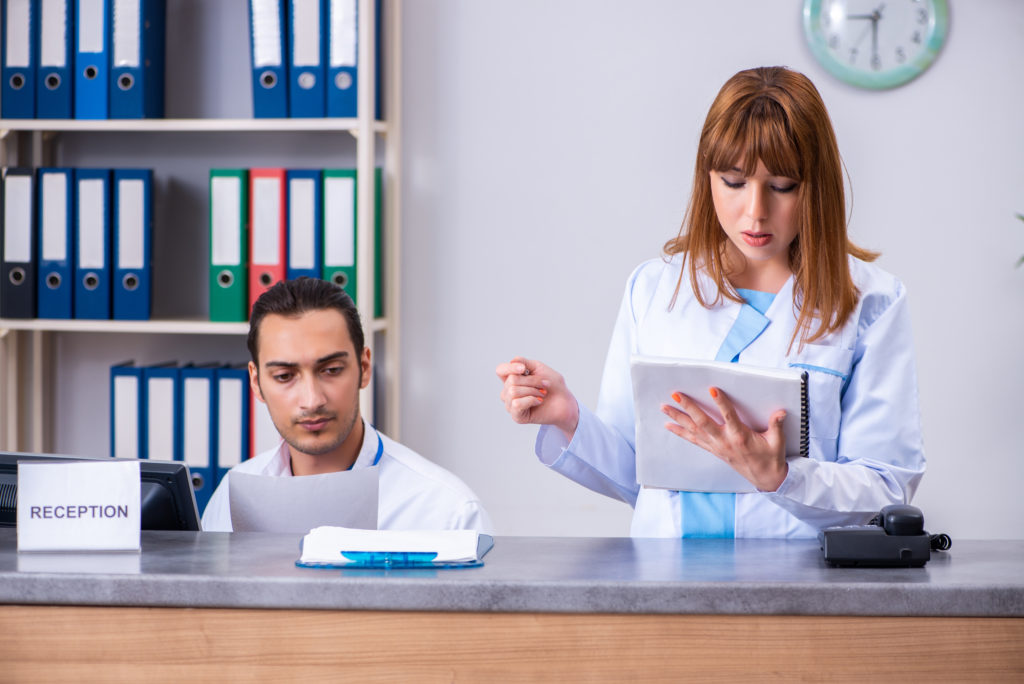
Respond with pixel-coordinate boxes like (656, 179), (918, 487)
(297, 526), (492, 568)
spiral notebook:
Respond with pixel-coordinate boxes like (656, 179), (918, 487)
(630, 355), (808, 493)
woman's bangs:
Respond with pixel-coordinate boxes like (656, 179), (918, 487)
(706, 100), (802, 180)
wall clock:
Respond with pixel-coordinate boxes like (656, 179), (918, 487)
(803, 0), (949, 89)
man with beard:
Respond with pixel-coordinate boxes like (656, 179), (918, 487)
(202, 278), (491, 533)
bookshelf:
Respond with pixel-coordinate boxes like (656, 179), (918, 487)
(0, 0), (402, 455)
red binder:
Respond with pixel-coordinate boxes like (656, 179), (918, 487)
(248, 168), (288, 311)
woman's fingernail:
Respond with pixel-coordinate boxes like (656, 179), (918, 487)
(671, 392), (683, 403)
(539, 388), (548, 395)
(709, 387), (719, 399)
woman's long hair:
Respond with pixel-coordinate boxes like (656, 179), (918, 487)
(664, 66), (877, 351)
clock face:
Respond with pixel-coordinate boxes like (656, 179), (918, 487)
(803, 0), (949, 89)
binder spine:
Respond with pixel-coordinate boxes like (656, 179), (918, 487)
(798, 371), (809, 458)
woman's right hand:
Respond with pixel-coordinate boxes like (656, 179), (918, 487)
(495, 356), (580, 440)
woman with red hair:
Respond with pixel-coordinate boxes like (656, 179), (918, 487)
(497, 66), (924, 538)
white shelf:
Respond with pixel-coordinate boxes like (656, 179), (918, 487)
(0, 318), (248, 335)
(0, 317), (390, 335)
(0, 119), (387, 134)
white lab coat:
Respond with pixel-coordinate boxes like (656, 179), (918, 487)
(536, 255), (925, 538)
(202, 417), (493, 534)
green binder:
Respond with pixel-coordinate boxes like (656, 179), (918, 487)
(322, 169), (357, 303)
(322, 168), (384, 318)
(373, 167), (384, 319)
(208, 169), (249, 322)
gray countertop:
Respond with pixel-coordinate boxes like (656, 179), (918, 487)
(1, 529), (1022, 616)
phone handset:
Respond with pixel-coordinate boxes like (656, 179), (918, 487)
(870, 504), (925, 536)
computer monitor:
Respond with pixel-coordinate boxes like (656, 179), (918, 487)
(0, 452), (201, 531)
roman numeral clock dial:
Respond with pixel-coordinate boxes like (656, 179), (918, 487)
(803, 0), (949, 89)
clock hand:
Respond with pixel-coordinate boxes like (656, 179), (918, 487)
(871, 16), (879, 64)
(850, 21), (873, 52)
(871, 3), (885, 67)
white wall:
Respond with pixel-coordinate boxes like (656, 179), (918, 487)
(400, 1), (1024, 538)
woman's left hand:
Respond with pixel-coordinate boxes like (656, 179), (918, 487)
(661, 387), (788, 492)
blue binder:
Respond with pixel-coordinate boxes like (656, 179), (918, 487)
(326, 0), (380, 118)
(325, 0), (355, 118)
(1, 168), (37, 318)
(74, 0), (110, 119)
(110, 360), (144, 460)
(286, 169), (322, 280)
(249, 0), (289, 118)
(1, 0), (38, 118)
(143, 362), (180, 461)
(36, 0), (73, 118)
(214, 364), (251, 486)
(181, 364), (218, 514)
(36, 167), (74, 319)
(109, 0), (166, 118)
(74, 168), (112, 319)
(288, 0), (326, 117)
(112, 168), (152, 320)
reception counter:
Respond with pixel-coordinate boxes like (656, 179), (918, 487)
(1, 529), (1022, 681)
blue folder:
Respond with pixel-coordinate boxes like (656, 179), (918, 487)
(36, 0), (74, 118)
(1, 0), (38, 118)
(286, 169), (323, 280)
(73, 168), (112, 319)
(249, 0), (289, 118)
(112, 169), (152, 320)
(109, 0), (166, 118)
(143, 362), (180, 461)
(214, 365), (251, 487)
(325, 0), (380, 118)
(288, 0), (326, 117)
(181, 364), (218, 514)
(110, 360), (144, 460)
(74, 0), (109, 119)
(36, 167), (75, 319)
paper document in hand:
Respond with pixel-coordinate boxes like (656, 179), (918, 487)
(229, 467), (378, 533)
(298, 527), (493, 568)
(631, 355), (808, 493)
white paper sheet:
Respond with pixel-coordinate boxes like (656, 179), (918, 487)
(228, 467), (378, 533)
(299, 526), (483, 565)
(631, 355), (807, 493)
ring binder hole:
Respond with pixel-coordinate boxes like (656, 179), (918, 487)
(218, 270), (234, 288)
(332, 273), (348, 287)
(46, 74), (61, 90)
(298, 72), (316, 90)
(84, 66), (98, 80)
(9, 268), (25, 285)
(9, 74), (24, 90)
(123, 274), (139, 291)
(259, 272), (273, 286)
(118, 74), (134, 91)
(84, 274), (99, 290)
(260, 71), (277, 89)
(335, 72), (353, 90)
(46, 274), (62, 289)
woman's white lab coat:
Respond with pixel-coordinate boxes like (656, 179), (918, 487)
(535, 254), (925, 538)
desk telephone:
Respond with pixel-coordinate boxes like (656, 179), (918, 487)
(819, 504), (952, 567)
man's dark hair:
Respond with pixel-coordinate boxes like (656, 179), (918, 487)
(247, 277), (364, 366)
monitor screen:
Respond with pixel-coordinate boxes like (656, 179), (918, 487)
(0, 452), (201, 531)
